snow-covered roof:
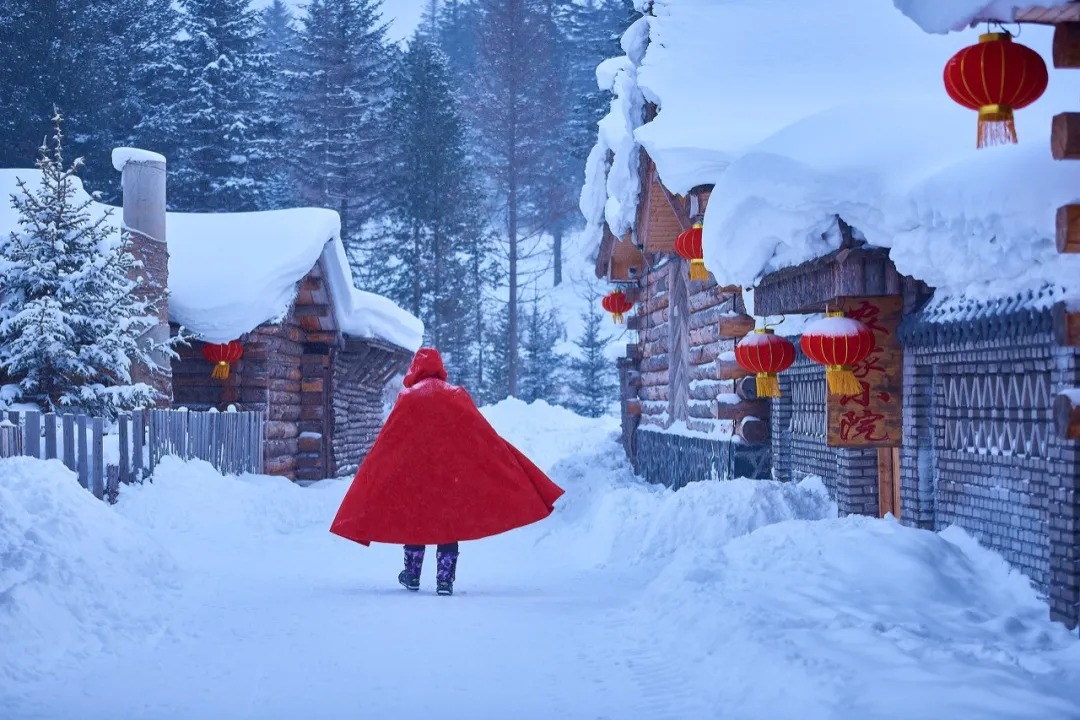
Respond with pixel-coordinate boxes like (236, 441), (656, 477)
(0, 169), (424, 351)
(583, 0), (1080, 302)
(892, 1), (1075, 34)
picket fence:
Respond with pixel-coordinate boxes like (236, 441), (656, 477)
(0, 408), (265, 503)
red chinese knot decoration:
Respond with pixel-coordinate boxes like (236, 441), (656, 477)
(602, 290), (634, 324)
(800, 311), (875, 396)
(201, 341), (243, 380)
(943, 32), (1048, 148)
(735, 328), (796, 399)
(674, 222), (709, 282)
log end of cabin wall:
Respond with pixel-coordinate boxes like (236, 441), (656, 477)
(1054, 391), (1080, 440)
(1053, 22), (1080, 69)
(1051, 112), (1080, 160)
(1056, 204), (1080, 253)
(1053, 302), (1080, 346)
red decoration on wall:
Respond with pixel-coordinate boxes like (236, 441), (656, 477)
(800, 311), (875, 396)
(944, 32), (1048, 148)
(735, 328), (796, 399)
(201, 341), (243, 380)
(602, 290), (634, 324)
(674, 222), (709, 281)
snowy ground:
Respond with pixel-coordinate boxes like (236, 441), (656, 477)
(4, 399), (1080, 719)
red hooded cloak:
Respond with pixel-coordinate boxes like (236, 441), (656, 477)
(329, 348), (565, 546)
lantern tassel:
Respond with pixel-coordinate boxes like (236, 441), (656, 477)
(977, 104), (1017, 148)
(211, 361), (231, 380)
(612, 312), (624, 324)
(688, 259), (709, 282)
(825, 366), (861, 396)
(756, 372), (781, 399)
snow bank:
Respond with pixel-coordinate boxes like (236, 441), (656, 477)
(0, 458), (179, 685)
(638, 516), (1080, 718)
(893, 0), (1072, 34)
(111, 147), (166, 171)
(480, 397), (620, 473)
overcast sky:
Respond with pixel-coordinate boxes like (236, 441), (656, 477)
(251, 0), (427, 43)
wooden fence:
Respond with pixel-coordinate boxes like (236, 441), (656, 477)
(0, 408), (264, 503)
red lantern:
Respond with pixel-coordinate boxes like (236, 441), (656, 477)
(799, 311), (875, 396)
(674, 222), (709, 281)
(735, 328), (796, 399)
(201, 341), (243, 380)
(601, 290), (634, 324)
(944, 32), (1048, 148)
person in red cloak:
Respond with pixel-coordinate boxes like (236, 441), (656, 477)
(330, 347), (565, 595)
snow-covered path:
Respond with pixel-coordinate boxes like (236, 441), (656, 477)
(5, 399), (1080, 719)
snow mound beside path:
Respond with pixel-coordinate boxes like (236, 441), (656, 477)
(480, 398), (620, 473)
(0, 458), (180, 686)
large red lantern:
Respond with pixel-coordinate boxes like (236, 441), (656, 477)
(944, 32), (1048, 148)
(674, 222), (709, 281)
(735, 328), (796, 399)
(601, 290), (634, 324)
(201, 341), (243, 380)
(799, 311), (875, 396)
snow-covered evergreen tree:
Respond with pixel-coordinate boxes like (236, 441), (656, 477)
(290, 0), (393, 250)
(0, 112), (161, 415)
(260, 0), (301, 209)
(0, 0), (179, 198)
(520, 300), (567, 404)
(140, 0), (274, 212)
(568, 283), (616, 418)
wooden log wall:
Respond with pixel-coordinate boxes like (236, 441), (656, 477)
(627, 260), (770, 445)
(331, 351), (387, 477)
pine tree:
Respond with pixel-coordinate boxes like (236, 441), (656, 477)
(472, 0), (559, 397)
(0, 112), (162, 415)
(290, 0), (393, 250)
(0, 0), (179, 198)
(433, 0), (480, 83)
(260, 0), (301, 208)
(568, 282), (616, 418)
(520, 299), (567, 403)
(365, 37), (493, 391)
(140, 0), (274, 212)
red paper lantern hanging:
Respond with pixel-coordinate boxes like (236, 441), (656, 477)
(201, 340), (244, 380)
(674, 222), (709, 282)
(601, 290), (634, 324)
(799, 311), (875, 396)
(735, 328), (796, 399)
(943, 32), (1048, 148)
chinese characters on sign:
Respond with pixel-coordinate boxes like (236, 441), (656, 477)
(826, 296), (903, 448)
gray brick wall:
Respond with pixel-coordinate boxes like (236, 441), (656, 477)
(899, 317), (1080, 629)
(635, 427), (770, 488)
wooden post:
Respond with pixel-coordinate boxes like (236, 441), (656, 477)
(118, 415), (130, 485)
(0, 421), (21, 458)
(24, 411), (40, 459)
(44, 413), (57, 460)
(62, 414), (76, 471)
(92, 417), (104, 499)
(132, 410), (144, 480)
(148, 409), (158, 475)
(77, 415), (89, 490)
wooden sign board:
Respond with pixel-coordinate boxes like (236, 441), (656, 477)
(827, 296), (903, 448)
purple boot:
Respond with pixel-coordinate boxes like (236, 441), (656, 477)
(436, 549), (459, 596)
(398, 546), (425, 591)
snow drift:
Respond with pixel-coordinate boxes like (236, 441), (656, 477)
(0, 458), (179, 685)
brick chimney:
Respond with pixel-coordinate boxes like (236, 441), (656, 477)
(112, 148), (172, 407)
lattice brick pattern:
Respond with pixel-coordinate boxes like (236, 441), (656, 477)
(940, 371), (1052, 458)
(790, 372), (828, 438)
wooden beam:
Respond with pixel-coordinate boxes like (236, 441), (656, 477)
(735, 375), (758, 401)
(1057, 205), (1080, 253)
(717, 313), (756, 338)
(658, 176), (692, 232)
(1054, 23), (1080, 68)
(1053, 302), (1080, 346)
(713, 399), (768, 421)
(717, 357), (752, 380)
(1054, 390), (1080, 440)
(1051, 113), (1080, 159)
(737, 417), (769, 445)
(294, 304), (330, 317)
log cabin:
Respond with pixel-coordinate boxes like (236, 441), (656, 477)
(0, 149), (423, 482)
(586, 0), (1080, 628)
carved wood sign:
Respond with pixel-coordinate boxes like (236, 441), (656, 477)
(827, 296), (903, 448)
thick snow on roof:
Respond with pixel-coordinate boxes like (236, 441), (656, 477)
(584, 0), (1080, 300)
(892, 0), (1073, 34)
(0, 169), (423, 350)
